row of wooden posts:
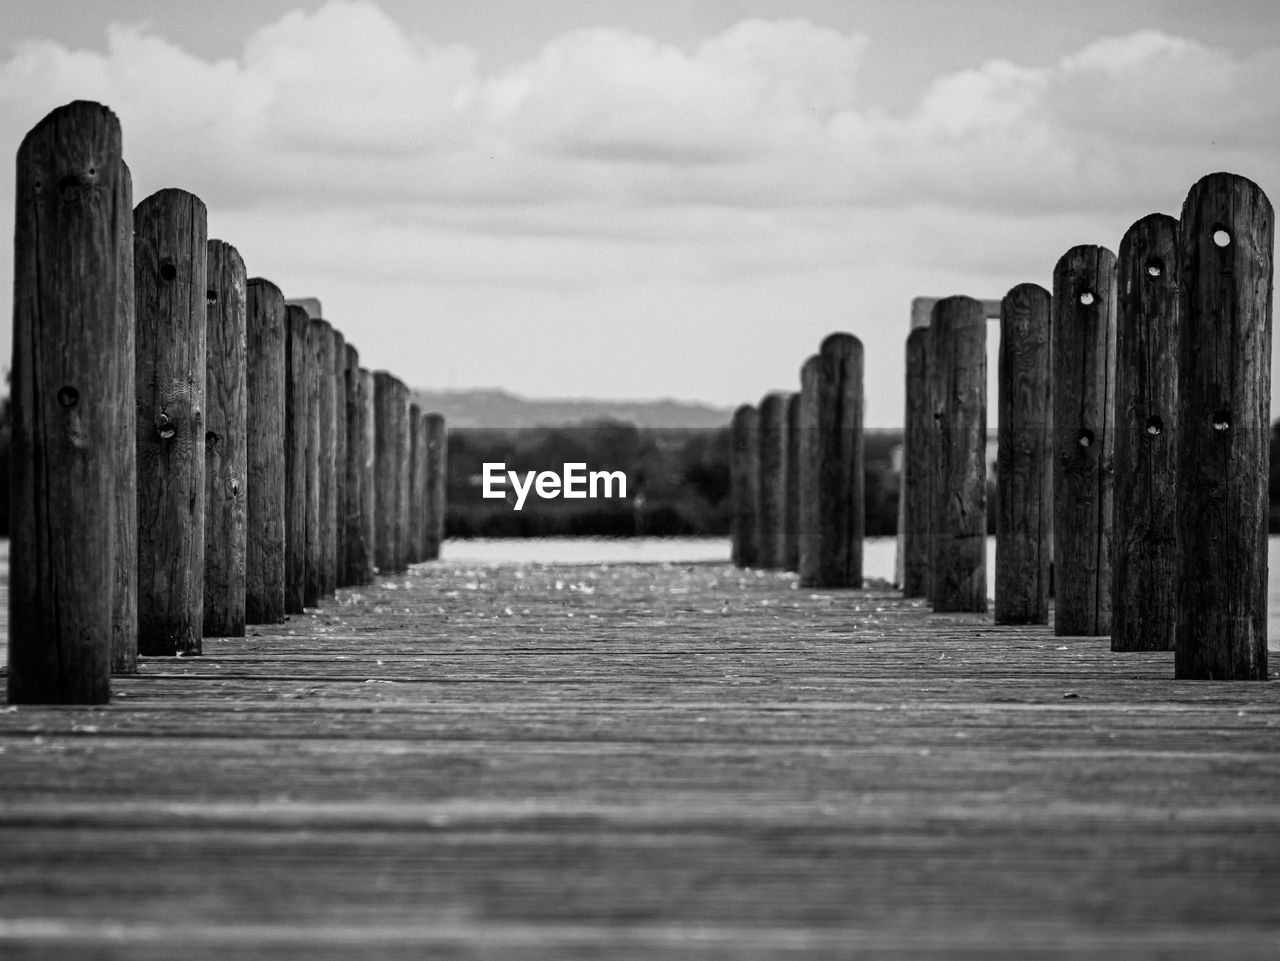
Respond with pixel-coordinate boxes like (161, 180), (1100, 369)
(8, 101), (448, 705)
(731, 171), (1273, 682)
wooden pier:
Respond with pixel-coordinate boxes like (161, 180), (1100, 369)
(2, 547), (1278, 959)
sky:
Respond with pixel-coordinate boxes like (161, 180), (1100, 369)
(2, 0), (1279, 425)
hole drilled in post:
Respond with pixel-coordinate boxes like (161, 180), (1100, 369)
(1079, 291), (1096, 306)
(1145, 259), (1163, 279)
(1213, 228), (1232, 248)
(1212, 410), (1231, 431)
(1077, 428), (1094, 448)
(56, 386), (79, 408)
(159, 263), (177, 282)
(206, 289), (218, 304)
(1145, 415), (1163, 436)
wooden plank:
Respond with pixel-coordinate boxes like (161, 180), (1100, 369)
(134, 188), (207, 656)
(8, 102), (128, 702)
(203, 242), (247, 637)
(244, 278), (287, 625)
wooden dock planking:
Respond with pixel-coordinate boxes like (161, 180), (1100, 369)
(2, 548), (1280, 960)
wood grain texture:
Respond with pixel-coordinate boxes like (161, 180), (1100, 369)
(304, 321), (324, 609)
(408, 405), (428, 564)
(996, 284), (1052, 625)
(1052, 246), (1117, 637)
(112, 159), (138, 676)
(1, 550), (1278, 960)
(342, 346), (369, 584)
(930, 298), (987, 613)
(394, 380), (413, 574)
(284, 306), (310, 614)
(309, 319), (337, 598)
(783, 393), (801, 573)
(374, 372), (404, 575)
(355, 368), (377, 583)
(900, 327), (931, 599)
(729, 404), (760, 569)
(424, 413), (447, 561)
(244, 278), (286, 625)
(798, 335), (865, 589)
(756, 392), (789, 570)
(1175, 174), (1273, 680)
(332, 329), (349, 588)
(8, 101), (128, 702)
(134, 188), (207, 657)
(203, 243), (247, 637)
(1112, 216), (1180, 652)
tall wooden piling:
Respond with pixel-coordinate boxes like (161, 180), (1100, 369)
(303, 322), (324, 607)
(203, 242), (247, 636)
(244, 278), (287, 624)
(900, 326), (932, 598)
(134, 188), (207, 656)
(424, 412), (447, 561)
(730, 404), (760, 569)
(395, 381), (413, 573)
(284, 305), (310, 613)
(1112, 215), (1180, 651)
(9, 102), (129, 702)
(374, 372), (403, 574)
(1175, 173), (1273, 680)
(930, 298), (987, 612)
(112, 160), (138, 675)
(783, 392), (801, 573)
(332, 328), (348, 587)
(995, 284), (1052, 624)
(342, 345), (370, 584)
(1052, 246), (1117, 636)
(408, 405), (428, 564)
(356, 368), (378, 581)
(757, 392), (789, 570)
(311, 319), (337, 596)
(799, 334), (864, 589)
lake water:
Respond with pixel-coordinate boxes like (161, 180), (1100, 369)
(443, 535), (1280, 647)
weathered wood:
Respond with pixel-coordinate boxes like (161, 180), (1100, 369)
(202, 242), (247, 637)
(112, 160), (138, 676)
(311, 319), (337, 597)
(783, 392), (801, 573)
(134, 188), (207, 656)
(355, 367), (378, 583)
(284, 306), (310, 614)
(244, 278), (287, 625)
(286, 297), (322, 320)
(408, 404), (428, 564)
(900, 326), (931, 598)
(729, 404), (760, 569)
(395, 380), (413, 573)
(341, 345), (367, 584)
(304, 322), (324, 608)
(332, 328), (349, 587)
(1052, 246), (1117, 636)
(424, 412), (447, 561)
(8, 102), (129, 702)
(799, 333), (864, 589)
(930, 298), (987, 612)
(1175, 173), (1273, 680)
(373, 372), (403, 574)
(1112, 215), (1180, 651)
(756, 392), (789, 570)
(995, 283), (1052, 624)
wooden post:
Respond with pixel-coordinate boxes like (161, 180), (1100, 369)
(244, 278), (286, 624)
(1175, 173), (1273, 680)
(730, 404), (760, 568)
(995, 284), (1052, 624)
(930, 298), (987, 612)
(374, 371), (402, 574)
(9, 102), (129, 702)
(783, 392), (801, 573)
(304, 321), (324, 607)
(1112, 215), (1180, 651)
(425, 412), (447, 560)
(395, 380), (413, 572)
(135, 188), (207, 656)
(1052, 246), (1117, 636)
(900, 327), (931, 598)
(799, 333), (864, 589)
(356, 368), (377, 582)
(113, 160), (138, 676)
(310, 318), (337, 597)
(757, 392), (789, 570)
(341, 345), (368, 584)
(203, 241), (247, 636)
(332, 328), (348, 587)
(284, 305), (310, 614)
(409, 404), (428, 564)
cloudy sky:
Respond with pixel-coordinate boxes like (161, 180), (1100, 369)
(2, 0), (1278, 425)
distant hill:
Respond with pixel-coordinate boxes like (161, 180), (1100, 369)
(408, 388), (735, 429)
